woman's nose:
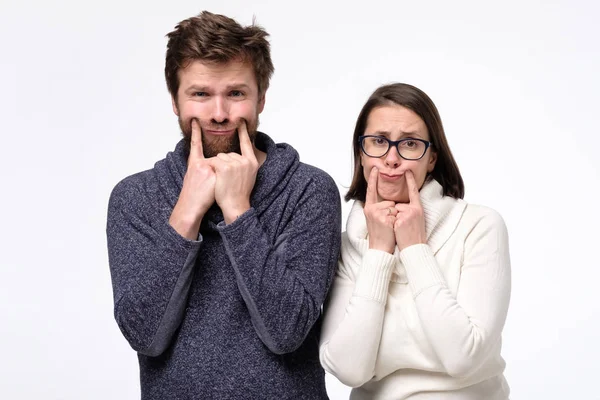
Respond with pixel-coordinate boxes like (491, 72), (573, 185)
(384, 147), (401, 168)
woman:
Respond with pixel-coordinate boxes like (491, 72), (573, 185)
(320, 83), (511, 399)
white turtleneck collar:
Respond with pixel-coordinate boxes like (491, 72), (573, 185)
(344, 179), (467, 282)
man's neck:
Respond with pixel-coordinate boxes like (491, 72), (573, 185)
(255, 147), (267, 167)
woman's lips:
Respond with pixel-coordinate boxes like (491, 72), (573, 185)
(379, 173), (403, 182)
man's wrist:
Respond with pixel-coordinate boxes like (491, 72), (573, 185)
(169, 204), (205, 240)
(222, 203), (251, 225)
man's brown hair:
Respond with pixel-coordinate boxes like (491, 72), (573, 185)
(346, 83), (465, 203)
(165, 11), (274, 99)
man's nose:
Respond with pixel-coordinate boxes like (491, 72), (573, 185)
(212, 97), (229, 123)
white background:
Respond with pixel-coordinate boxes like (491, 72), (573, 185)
(1, 0), (599, 398)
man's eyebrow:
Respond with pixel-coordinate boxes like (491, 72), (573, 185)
(184, 83), (252, 92)
(225, 83), (251, 91)
(185, 85), (208, 92)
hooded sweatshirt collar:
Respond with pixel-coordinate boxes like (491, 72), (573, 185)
(154, 132), (300, 227)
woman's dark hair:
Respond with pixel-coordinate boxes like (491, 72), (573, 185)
(345, 83), (464, 202)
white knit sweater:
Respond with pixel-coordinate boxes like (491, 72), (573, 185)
(320, 179), (511, 400)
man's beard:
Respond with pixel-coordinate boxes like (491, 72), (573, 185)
(179, 116), (259, 158)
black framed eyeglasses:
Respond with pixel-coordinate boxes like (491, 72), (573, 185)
(358, 135), (433, 160)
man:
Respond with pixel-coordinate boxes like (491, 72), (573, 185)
(106, 11), (341, 400)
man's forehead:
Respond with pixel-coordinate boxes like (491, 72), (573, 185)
(179, 59), (256, 85)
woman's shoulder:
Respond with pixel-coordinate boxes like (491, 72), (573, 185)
(458, 201), (509, 241)
(462, 202), (506, 225)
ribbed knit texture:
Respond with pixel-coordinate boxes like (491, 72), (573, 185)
(354, 250), (395, 302)
(399, 244), (445, 297)
(320, 179), (511, 399)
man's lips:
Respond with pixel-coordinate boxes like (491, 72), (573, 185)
(204, 129), (236, 136)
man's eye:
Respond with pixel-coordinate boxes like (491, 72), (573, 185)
(230, 90), (243, 97)
(193, 92), (208, 97)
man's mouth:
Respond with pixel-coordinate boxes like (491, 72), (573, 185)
(203, 129), (236, 136)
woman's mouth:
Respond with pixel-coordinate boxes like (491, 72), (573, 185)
(379, 172), (403, 182)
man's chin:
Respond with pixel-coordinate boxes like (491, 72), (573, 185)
(203, 135), (241, 158)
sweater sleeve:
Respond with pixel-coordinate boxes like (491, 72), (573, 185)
(319, 248), (396, 387)
(399, 208), (511, 378)
(106, 178), (202, 357)
(216, 174), (341, 355)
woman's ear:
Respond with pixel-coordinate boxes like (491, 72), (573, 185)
(427, 151), (437, 173)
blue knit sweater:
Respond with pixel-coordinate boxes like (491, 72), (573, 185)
(107, 132), (341, 399)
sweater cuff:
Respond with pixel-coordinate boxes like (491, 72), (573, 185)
(354, 249), (395, 302)
(161, 217), (203, 251)
(400, 244), (445, 297)
(216, 207), (256, 233)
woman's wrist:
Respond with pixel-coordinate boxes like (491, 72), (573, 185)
(368, 239), (395, 254)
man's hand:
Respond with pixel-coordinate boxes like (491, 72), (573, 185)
(393, 170), (427, 251)
(364, 167), (398, 254)
(208, 120), (258, 224)
(169, 119), (216, 240)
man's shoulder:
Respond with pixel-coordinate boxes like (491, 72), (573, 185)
(108, 168), (157, 211)
(285, 161), (335, 190)
(289, 162), (341, 206)
(261, 136), (339, 199)
(294, 162), (335, 184)
(110, 140), (185, 206)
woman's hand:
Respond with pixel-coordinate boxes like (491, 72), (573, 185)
(394, 170), (427, 251)
(364, 167), (398, 254)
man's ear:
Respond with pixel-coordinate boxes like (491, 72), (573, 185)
(258, 93), (266, 114)
(171, 96), (179, 116)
